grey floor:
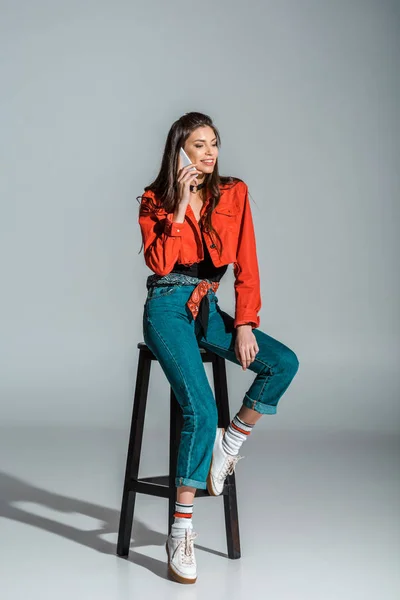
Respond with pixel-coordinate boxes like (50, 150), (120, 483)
(1, 426), (399, 600)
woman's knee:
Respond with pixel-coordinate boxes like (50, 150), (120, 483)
(280, 346), (299, 380)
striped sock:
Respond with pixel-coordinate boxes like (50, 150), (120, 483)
(222, 413), (254, 456)
(171, 502), (194, 538)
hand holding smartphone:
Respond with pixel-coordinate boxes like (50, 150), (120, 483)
(179, 147), (198, 173)
(176, 147), (202, 206)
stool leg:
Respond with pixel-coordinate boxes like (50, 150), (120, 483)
(213, 355), (241, 559)
(223, 472), (241, 559)
(117, 348), (151, 557)
(168, 388), (183, 535)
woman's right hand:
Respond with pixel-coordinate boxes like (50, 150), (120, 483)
(176, 161), (202, 207)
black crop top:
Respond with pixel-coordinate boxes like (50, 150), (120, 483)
(170, 228), (228, 281)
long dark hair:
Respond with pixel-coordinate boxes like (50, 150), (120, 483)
(137, 111), (243, 258)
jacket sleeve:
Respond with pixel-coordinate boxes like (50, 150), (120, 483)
(138, 190), (188, 276)
(233, 183), (262, 329)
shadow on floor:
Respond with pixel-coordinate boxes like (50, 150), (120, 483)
(0, 471), (228, 581)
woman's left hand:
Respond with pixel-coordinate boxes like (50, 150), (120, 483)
(234, 325), (259, 370)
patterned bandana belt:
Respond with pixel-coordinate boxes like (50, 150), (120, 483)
(187, 279), (220, 339)
(146, 274), (220, 340)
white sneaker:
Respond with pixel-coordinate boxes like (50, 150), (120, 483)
(207, 427), (244, 496)
(165, 527), (198, 584)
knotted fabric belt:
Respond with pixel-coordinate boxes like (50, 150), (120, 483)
(186, 279), (220, 340)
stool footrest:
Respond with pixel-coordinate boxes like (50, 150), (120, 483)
(132, 475), (229, 497)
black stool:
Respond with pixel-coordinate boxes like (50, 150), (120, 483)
(116, 342), (241, 559)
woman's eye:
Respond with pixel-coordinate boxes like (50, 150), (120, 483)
(194, 144), (218, 149)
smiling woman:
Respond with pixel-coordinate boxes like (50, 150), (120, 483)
(135, 111), (299, 585)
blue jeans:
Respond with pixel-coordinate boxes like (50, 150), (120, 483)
(143, 284), (299, 490)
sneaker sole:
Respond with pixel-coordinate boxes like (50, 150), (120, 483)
(165, 540), (197, 584)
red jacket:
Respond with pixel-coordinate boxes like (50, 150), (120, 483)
(138, 180), (261, 329)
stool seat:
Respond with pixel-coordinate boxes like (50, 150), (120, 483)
(116, 341), (241, 559)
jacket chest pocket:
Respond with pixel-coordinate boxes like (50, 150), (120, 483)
(213, 206), (238, 231)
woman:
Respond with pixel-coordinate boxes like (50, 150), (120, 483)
(138, 112), (299, 584)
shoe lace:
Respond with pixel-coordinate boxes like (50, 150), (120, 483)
(179, 529), (198, 565)
(218, 454), (244, 482)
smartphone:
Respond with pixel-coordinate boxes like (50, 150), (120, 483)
(179, 147), (197, 173)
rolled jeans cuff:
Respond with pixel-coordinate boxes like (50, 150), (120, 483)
(175, 476), (207, 489)
(243, 393), (277, 415)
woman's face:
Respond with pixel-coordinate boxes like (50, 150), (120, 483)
(183, 126), (219, 180)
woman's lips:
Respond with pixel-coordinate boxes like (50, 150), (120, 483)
(202, 160), (214, 165)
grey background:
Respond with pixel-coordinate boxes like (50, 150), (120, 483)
(1, 0), (399, 433)
(0, 2), (399, 598)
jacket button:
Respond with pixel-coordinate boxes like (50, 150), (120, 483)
(210, 244), (216, 248)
